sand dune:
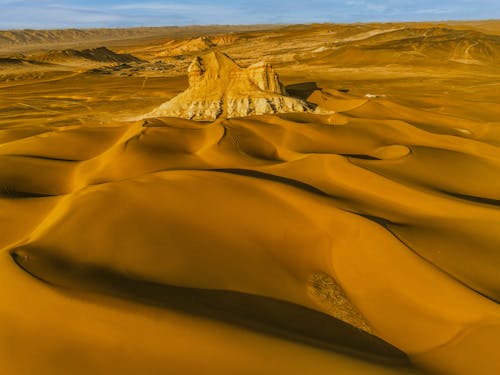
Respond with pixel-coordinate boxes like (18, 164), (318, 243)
(1, 21), (500, 375)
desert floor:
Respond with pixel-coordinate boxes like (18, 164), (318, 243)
(1, 21), (500, 374)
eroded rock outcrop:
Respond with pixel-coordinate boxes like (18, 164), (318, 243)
(31, 47), (141, 64)
(146, 52), (312, 121)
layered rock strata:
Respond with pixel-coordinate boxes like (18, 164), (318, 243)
(146, 52), (312, 121)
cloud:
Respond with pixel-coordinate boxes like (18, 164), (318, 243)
(415, 8), (453, 15)
(111, 2), (214, 11)
(345, 0), (387, 13)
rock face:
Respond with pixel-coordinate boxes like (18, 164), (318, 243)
(159, 37), (216, 57)
(146, 52), (312, 121)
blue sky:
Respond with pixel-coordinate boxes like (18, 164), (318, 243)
(1, 0), (498, 29)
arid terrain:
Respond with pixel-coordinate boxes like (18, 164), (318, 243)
(1, 21), (500, 374)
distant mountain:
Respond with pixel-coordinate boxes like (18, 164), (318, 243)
(0, 25), (278, 52)
(29, 47), (141, 65)
(316, 27), (500, 66)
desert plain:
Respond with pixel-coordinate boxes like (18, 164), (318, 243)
(0, 20), (500, 374)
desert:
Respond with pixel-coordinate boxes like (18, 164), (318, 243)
(1, 17), (500, 375)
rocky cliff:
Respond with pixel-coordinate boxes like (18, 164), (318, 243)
(146, 52), (312, 121)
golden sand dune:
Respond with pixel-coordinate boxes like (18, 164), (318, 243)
(1, 21), (500, 375)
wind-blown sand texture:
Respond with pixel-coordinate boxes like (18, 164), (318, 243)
(0, 21), (499, 375)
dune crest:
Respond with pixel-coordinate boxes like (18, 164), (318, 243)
(145, 52), (312, 121)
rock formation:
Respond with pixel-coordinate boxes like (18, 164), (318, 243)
(146, 52), (312, 121)
(31, 47), (141, 65)
(158, 36), (216, 57)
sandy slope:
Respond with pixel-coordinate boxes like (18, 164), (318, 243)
(1, 21), (500, 375)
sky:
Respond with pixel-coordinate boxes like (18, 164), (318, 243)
(0, 0), (499, 30)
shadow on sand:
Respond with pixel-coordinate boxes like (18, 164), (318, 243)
(285, 82), (319, 101)
(11, 246), (416, 370)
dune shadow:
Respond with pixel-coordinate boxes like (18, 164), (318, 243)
(342, 154), (381, 161)
(440, 190), (500, 207)
(0, 186), (55, 199)
(212, 168), (329, 197)
(285, 82), (319, 101)
(11, 247), (413, 368)
(7, 154), (80, 162)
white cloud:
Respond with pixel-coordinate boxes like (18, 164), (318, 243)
(112, 3), (213, 11)
(344, 0), (387, 13)
(415, 8), (453, 15)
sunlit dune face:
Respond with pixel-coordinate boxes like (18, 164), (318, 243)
(1, 21), (500, 375)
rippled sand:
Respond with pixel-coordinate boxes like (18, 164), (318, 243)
(1, 21), (499, 375)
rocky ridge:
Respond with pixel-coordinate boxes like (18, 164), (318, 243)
(30, 47), (141, 65)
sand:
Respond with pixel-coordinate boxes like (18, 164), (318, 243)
(0, 20), (499, 375)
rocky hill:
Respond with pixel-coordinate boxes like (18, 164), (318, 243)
(30, 47), (141, 65)
(316, 27), (500, 66)
(146, 52), (312, 121)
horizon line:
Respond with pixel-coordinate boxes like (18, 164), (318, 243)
(2, 18), (499, 32)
